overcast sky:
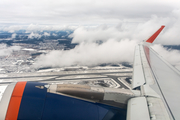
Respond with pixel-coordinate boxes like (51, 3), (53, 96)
(0, 0), (180, 26)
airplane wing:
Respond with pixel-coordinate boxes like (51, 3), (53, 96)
(128, 25), (179, 120)
(0, 26), (178, 120)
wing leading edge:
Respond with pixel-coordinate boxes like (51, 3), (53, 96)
(128, 26), (180, 120)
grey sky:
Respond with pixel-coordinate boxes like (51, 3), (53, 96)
(0, 0), (180, 26)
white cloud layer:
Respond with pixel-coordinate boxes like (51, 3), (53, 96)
(34, 14), (180, 68)
(28, 32), (42, 39)
(43, 32), (50, 36)
(24, 24), (76, 33)
(34, 39), (136, 67)
(27, 32), (52, 39)
(69, 11), (180, 45)
(52, 33), (57, 36)
(0, 44), (21, 56)
(11, 33), (17, 39)
(2, 26), (23, 33)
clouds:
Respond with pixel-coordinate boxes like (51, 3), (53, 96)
(25, 24), (76, 32)
(34, 39), (136, 67)
(70, 26), (131, 43)
(157, 10), (180, 45)
(2, 26), (23, 33)
(33, 15), (180, 68)
(52, 33), (57, 36)
(70, 13), (180, 45)
(0, 24), (77, 33)
(0, 44), (21, 56)
(43, 32), (50, 36)
(28, 32), (42, 39)
(11, 33), (17, 39)
(27, 32), (50, 39)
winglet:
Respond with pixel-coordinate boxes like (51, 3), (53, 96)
(146, 25), (165, 43)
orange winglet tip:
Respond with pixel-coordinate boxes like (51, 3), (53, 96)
(146, 25), (165, 43)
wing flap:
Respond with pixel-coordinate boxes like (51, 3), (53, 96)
(127, 97), (171, 120)
(127, 97), (150, 120)
(132, 45), (145, 88)
(132, 44), (155, 89)
(147, 97), (171, 120)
